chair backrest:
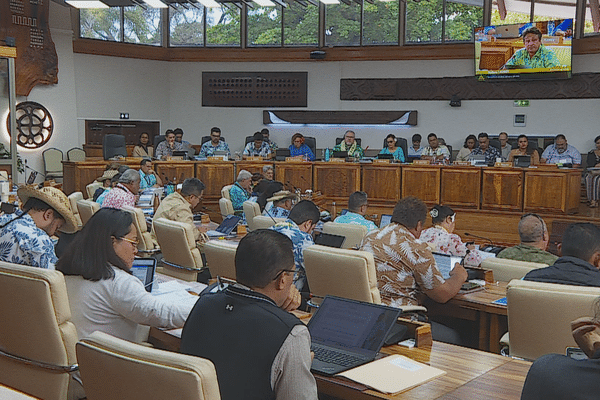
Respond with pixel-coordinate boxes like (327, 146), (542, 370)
(86, 181), (103, 199)
(251, 215), (286, 230)
(446, 144), (453, 162)
(103, 134), (127, 160)
(481, 258), (547, 282)
(304, 137), (317, 157)
(153, 218), (203, 281)
(0, 261), (79, 400)
(67, 147), (86, 162)
(203, 241), (237, 280)
(123, 206), (157, 251)
(154, 135), (166, 149)
(67, 191), (84, 228)
(335, 137), (362, 147)
(243, 201), (261, 231)
(76, 199), (100, 225)
(245, 136), (255, 146)
(303, 245), (381, 304)
(322, 222), (368, 249)
(42, 148), (64, 176)
(507, 279), (600, 361)
(201, 136), (225, 145)
(221, 185), (233, 200)
(219, 198), (234, 218)
(489, 139), (502, 151)
(77, 331), (220, 400)
(381, 137), (408, 160)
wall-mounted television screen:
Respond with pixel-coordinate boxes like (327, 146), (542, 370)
(474, 19), (572, 81)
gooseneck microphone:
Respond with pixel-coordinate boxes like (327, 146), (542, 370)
(464, 232), (494, 247)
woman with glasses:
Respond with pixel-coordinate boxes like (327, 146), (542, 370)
(378, 134), (406, 162)
(289, 133), (315, 161)
(58, 208), (196, 342)
(420, 204), (482, 267)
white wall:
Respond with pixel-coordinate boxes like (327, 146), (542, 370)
(12, 1), (600, 182)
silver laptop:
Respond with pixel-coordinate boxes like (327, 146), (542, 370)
(206, 215), (241, 238)
(131, 257), (157, 292)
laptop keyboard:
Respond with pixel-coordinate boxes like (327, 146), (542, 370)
(313, 347), (364, 367)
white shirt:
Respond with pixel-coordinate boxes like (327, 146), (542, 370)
(65, 266), (195, 342)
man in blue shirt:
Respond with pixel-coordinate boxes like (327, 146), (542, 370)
(229, 170), (252, 212)
(264, 191), (298, 219)
(541, 134), (581, 167)
(138, 158), (162, 190)
(199, 127), (230, 158)
(243, 132), (272, 159)
(334, 191), (377, 232)
(470, 132), (502, 166)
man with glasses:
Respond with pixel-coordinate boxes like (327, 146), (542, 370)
(264, 191), (298, 219)
(151, 178), (207, 243)
(497, 213), (558, 265)
(541, 134), (581, 167)
(181, 230), (316, 400)
(199, 127), (230, 158)
(334, 191), (377, 232)
(333, 130), (364, 159)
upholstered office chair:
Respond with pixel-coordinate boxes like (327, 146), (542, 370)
(219, 185), (234, 217)
(446, 145), (453, 162)
(251, 215), (286, 230)
(203, 240), (237, 280)
(243, 201), (261, 231)
(154, 135), (166, 150)
(489, 139), (502, 151)
(67, 191), (84, 229)
(76, 199), (100, 225)
(506, 279), (600, 360)
(481, 258), (547, 282)
(381, 137), (408, 160)
(102, 134), (127, 160)
(42, 148), (64, 181)
(335, 137), (362, 147)
(85, 181), (103, 199)
(322, 222), (368, 249)
(77, 331), (220, 400)
(244, 136), (255, 146)
(0, 261), (82, 400)
(66, 148), (86, 162)
(201, 136), (225, 145)
(122, 206), (159, 255)
(153, 218), (204, 281)
(304, 137), (317, 157)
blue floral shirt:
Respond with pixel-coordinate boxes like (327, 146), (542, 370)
(289, 144), (315, 161)
(270, 219), (314, 290)
(139, 169), (157, 190)
(334, 211), (378, 232)
(199, 141), (231, 158)
(243, 142), (272, 158)
(229, 182), (250, 211)
(266, 206), (291, 219)
(0, 211), (58, 270)
(541, 144), (582, 165)
(505, 44), (561, 69)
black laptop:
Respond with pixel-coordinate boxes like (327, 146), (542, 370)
(206, 215), (242, 238)
(513, 155), (531, 168)
(130, 257), (157, 292)
(313, 232), (346, 248)
(275, 148), (291, 161)
(309, 296), (401, 376)
(332, 151), (348, 159)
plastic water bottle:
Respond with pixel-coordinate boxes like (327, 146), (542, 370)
(324, 148), (330, 162)
(548, 21), (555, 35)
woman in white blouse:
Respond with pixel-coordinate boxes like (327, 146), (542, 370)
(57, 208), (195, 342)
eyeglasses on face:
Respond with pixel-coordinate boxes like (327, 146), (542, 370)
(273, 269), (305, 283)
(119, 236), (139, 247)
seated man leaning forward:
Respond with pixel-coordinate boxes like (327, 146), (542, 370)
(229, 170), (252, 213)
(524, 222), (600, 287)
(333, 191), (377, 232)
(243, 131), (272, 159)
(151, 178), (206, 243)
(102, 168), (140, 210)
(264, 190), (298, 219)
(503, 26), (560, 69)
(541, 133), (582, 167)
(180, 230), (316, 400)
(497, 213), (558, 266)
(138, 158), (162, 190)
(0, 186), (78, 269)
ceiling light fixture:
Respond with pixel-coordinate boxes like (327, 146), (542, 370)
(254, 0), (276, 5)
(65, 0), (108, 8)
(143, 0), (167, 7)
(319, 0), (340, 4)
(197, 0), (221, 7)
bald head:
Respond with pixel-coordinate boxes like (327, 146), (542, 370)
(518, 214), (548, 248)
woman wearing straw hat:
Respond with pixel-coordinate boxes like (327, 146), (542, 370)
(0, 186), (78, 269)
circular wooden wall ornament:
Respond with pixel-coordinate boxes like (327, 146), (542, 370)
(6, 101), (54, 149)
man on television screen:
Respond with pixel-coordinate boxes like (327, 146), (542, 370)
(503, 26), (561, 69)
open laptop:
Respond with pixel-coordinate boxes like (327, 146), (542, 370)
(314, 232), (345, 248)
(432, 252), (464, 280)
(308, 296), (401, 376)
(513, 155), (531, 168)
(379, 214), (392, 228)
(469, 154), (487, 166)
(275, 148), (291, 161)
(131, 257), (157, 292)
(206, 215), (242, 238)
(332, 151), (348, 159)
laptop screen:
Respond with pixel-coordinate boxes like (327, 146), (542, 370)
(379, 214), (392, 228)
(217, 215), (242, 234)
(308, 296), (401, 356)
(314, 232), (346, 248)
(432, 252), (463, 280)
(131, 257), (157, 292)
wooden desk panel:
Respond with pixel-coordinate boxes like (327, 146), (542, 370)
(523, 168), (581, 214)
(402, 165), (441, 204)
(235, 161), (273, 176)
(154, 161), (196, 184)
(362, 164), (401, 201)
(481, 168), (523, 211)
(274, 162), (313, 192)
(196, 162), (235, 198)
(313, 162), (361, 199)
(440, 167), (481, 209)
(62, 159), (140, 195)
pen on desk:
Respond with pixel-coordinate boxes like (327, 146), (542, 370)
(186, 289), (199, 296)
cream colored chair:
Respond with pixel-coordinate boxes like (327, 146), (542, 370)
(76, 199), (100, 225)
(203, 240), (237, 280)
(322, 221), (368, 249)
(122, 206), (159, 255)
(506, 279), (600, 360)
(153, 218), (204, 281)
(0, 261), (82, 400)
(42, 147), (64, 181)
(481, 258), (548, 282)
(85, 181), (103, 199)
(220, 185), (233, 200)
(66, 148), (86, 162)
(76, 331), (220, 400)
(243, 201), (261, 231)
(67, 191), (84, 229)
(219, 185), (235, 217)
(252, 215), (286, 230)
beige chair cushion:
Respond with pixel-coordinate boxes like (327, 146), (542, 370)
(243, 201), (261, 231)
(76, 199), (100, 225)
(68, 192), (84, 228)
(77, 331), (220, 400)
(0, 262), (79, 400)
(85, 182), (103, 200)
(153, 218), (203, 281)
(203, 241), (237, 280)
(482, 258), (547, 282)
(322, 222), (368, 249)
(252, 216), (286, 230)
(220, 185), (233, 200)
(303, 245), (381, 304)
(123, 206), (158, 251)
(507, 279), (600, 360)
(219, 198), (234, 217)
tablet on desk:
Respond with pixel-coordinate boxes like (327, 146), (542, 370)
(432, 252), (463, 280)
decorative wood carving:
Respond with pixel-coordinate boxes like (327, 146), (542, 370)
(202, 72), (307, 107)
(1, 0), (58, 96)
(7, 101), (53, 149)
(263, 110), (417, 125)
(341, 73), (600, 101)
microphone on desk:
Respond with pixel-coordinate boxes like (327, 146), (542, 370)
(464, 232), (494, 247)
(286, 180), (299, 193)
(264, 206), (278, 225)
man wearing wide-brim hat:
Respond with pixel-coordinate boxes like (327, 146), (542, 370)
(265, 190), (299, 219)
(0, 186), (78, 270)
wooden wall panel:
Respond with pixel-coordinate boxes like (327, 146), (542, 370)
(401, 165), (441, 205)
(275, 162), (313, 192)
(362, 164), (401, 201)
(481, 168), (524, 211)
(313, 162), (360, 200)
(441, 167), (481, 209)
(196, 162), (235, 199)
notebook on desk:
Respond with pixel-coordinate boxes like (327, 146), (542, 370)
(206, 215), (241, 238)
(309, 296), (401, 376)
(131, 257), (157, 292)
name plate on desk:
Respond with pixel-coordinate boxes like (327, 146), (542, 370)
(453, 161), (469, 166)
(328, 158), (346, 163)
(245, 156), (263, 161)
(207, 156), (227, 162)
(495, 162), (512, 168)
(285, 157), (306, 162)
(413, 159), (430, 165)
(373, 159), (391, 164)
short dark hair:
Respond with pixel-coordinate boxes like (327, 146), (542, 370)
(412, 134), (422, 142)
(261, 128), (269, 136)
(235, 230), (294, 288)
(392, 196), (427, 230)
(555, 134), (566, 142)
(522, 26), (542, 41)
(180, 178), (205, 197)
(464, 134), (477, 148)
(174, 128), (184, 136)
(289, 200), (320, 226)
(139, 158), (151, 167)
(57, 208), (133, 281)
(257, 181), (284, 211)
(23, 198), (64, 223)
(348, 191), (368, 212)
(427, 133), (437, 141)
(430, 204), (454, 225)
(478, 132), (489, 139)
(499, 132), (508, 139)
(165, 131), (175, 138)
(561, 223), (600, 261)
(594, 135), (600, 144)
(253, 132), (263, 141)
(211, 127), (221, 135)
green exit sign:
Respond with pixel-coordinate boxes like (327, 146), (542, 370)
(514, 100), (530, 107)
